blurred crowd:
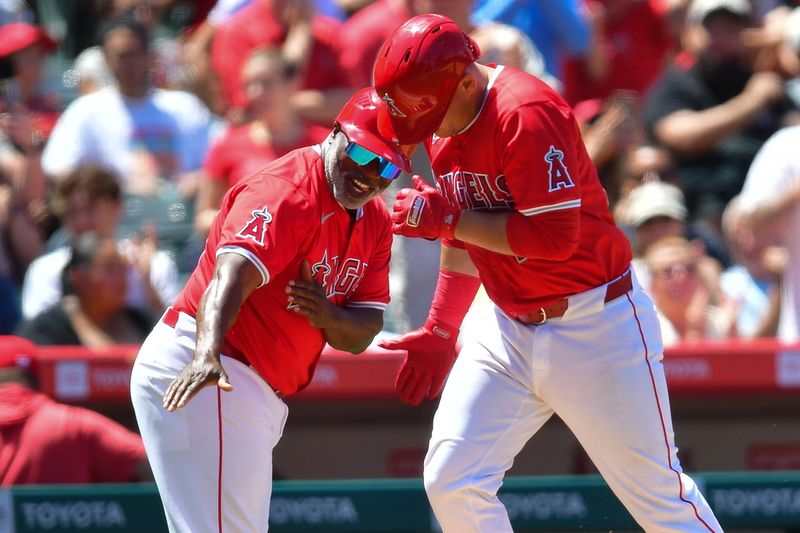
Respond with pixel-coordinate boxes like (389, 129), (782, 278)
(0, 0), (799, 352)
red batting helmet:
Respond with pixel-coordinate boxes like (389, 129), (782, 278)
(373, 14), (480, 144)
(335, 87), (411, 173)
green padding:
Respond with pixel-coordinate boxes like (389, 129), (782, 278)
(2, 472), (800, 532)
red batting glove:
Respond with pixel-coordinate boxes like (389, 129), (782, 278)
(391, 175), (460, 240)
(378, 319), (458, 405)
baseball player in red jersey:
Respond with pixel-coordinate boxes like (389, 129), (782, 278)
(374, 15), (722, 533)
(130, 87), (409, 533)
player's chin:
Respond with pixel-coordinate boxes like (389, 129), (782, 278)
(336, 183), (379, 209)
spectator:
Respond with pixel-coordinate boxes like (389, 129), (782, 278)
(414, 0), (559, 89)
(621, 180), (724, 296)
(342, 0), (559, 91)
(0, 335), (149, 485)
(471, 0), (592, 83)
(0, 182), (28, 333)
(624, 179), (689, 257)
(17, 232), (153, 347)
(643, 0), (788, 234)
(41, 16), (216, 194)
(563, 0), (672, 105)
(743, 3), (800, 78)
(0, 23), (58, 229)
(612, 143), (679, 216)
(720, 195), (784, 338)
(577, 93), (643, 197)
(21, 165), (179, 321)
(69, 46), (115, 96)
(195, 47), (328, 235)
(339, 0), (413, 88)
(181, 0), (251, 116)
(645, 236), (736, 345)
(0, 23), (61, 149)
(738, 123), (800, 342)
(210, 0), (353, 124)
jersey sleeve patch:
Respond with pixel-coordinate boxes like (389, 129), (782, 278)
(216, 245), (270, 287)
(544, 146), (575, 192)
(235, 206), (273, 246)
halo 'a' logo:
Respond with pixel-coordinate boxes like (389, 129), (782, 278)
(236, 206), (272, 246)
(382, 93), (407, 118)
(545, 146), (575, 192)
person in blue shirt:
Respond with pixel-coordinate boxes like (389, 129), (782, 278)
(472, 0), (591, 81)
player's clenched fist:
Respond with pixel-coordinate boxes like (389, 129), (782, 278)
(378, 320), (458, 405)
(391, 175), (460, 240)
(286, 260), (338, 329)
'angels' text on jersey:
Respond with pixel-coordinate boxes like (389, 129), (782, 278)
(437, 171), (513, 210)
(311, 249), (368, 298)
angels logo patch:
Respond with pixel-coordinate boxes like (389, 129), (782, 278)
(236, 206), (273, 246)
(545, 146), (575, 192)
(311, 249), (367, 298)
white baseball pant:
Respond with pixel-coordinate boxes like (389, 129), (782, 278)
(131, 310), (288, 533)
(425, 268), (722, 532)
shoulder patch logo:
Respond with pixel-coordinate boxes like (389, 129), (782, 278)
(236, 206), (272, 246)
(545, 146), (575, 192)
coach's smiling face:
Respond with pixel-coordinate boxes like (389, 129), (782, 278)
(323, 131), (392, 211)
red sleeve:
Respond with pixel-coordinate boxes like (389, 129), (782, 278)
(346, 212), (391, 310)
(499, 101), (583, 218)
(203, 129), (233, 182)
(498, 101), (583, 259)
(217, 178), (314, 286)
(74, 408), (146, 483)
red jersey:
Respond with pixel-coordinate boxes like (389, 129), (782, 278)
(0, 384), (145, 485)
(425, 66), (631, 316)
(211, 2), (349, 110)
(340, 0), (412, 87)
(203, 122), (329, 187)
(173, 146), (392, 395)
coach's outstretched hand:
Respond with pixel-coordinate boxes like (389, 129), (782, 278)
(162, 356), (233, 412)
(391, 176), (460, 241)
(379, 323), (458, 405)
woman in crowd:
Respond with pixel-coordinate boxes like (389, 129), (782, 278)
(16, 232), (153, 346)
(194, 46), (328, 234)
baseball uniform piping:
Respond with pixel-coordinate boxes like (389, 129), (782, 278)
(217, 387), (224, 533)
(519, 199), (581, 216)
(346, 301), (388, 310)
(217, 246), (270, 287)
(625, 292), (717, 533)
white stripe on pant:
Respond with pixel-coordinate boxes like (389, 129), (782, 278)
(131, 311), (288, 533)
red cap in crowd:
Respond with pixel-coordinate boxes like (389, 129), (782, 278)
(0, 23), (57, 58)
(0, 336), (37, 370)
